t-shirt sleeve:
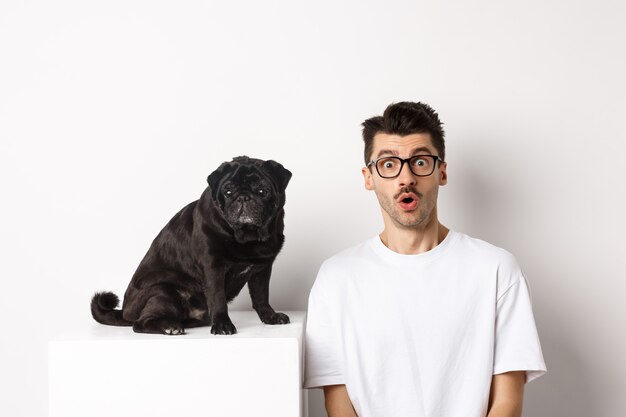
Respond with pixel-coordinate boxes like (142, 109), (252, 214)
(303, 263), (345, 389)
(493, 260), (547, 384)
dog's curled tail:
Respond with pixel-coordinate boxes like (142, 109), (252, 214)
(90, 291), (133, 326)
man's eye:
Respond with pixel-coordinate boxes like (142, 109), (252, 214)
(383, 161), (396, 169)
(413, 158), (428, 167)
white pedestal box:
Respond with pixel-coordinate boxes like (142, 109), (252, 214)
(49, 311), (307, 417)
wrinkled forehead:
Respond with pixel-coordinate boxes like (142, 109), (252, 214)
(229, 164), (263, 183)
(372, 132), (436, 159)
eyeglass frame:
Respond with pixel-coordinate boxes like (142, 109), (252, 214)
(366, 155), (444, 178)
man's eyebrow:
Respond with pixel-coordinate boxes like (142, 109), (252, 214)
(375, 146), (433, 159)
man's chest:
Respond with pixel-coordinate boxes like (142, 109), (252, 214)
(335, 265), (497, 346)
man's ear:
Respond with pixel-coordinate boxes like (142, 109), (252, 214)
(439, 161), (448, 186)
(362, 166), (374, 190)
(262, 160), (292, 190)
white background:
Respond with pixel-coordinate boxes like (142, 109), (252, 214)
(1, 1), (625, 416)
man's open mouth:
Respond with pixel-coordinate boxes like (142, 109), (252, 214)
(397, 193), (419, 211)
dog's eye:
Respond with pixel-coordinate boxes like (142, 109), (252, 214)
(224, 190), (233, 196)
(257, 189), (265, 195)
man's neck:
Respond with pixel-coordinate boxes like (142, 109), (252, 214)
(379, 220), (449, 255)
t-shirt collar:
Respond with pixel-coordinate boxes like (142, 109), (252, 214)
(369, 230), (459, 265)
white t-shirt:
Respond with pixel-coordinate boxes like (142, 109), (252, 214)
(303, 230), (547, 417)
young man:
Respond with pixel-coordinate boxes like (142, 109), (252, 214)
(303, 102), (547, 417)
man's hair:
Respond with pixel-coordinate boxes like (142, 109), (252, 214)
(361, 101), (446, 164)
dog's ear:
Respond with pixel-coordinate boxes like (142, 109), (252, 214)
(261, 160), (292, 191)
(207, 163), (225, 189)
(207, 161), (234, 198)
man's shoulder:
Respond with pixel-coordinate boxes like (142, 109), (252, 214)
(455, 232), (525, 292)
(310, 238), (375, 292)
(454, 231), (518, 265)
(320, 237), (375, 270)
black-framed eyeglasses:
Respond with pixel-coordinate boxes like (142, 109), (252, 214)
(367, 155), (443, 178)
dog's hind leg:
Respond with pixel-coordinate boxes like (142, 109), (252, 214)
(132, 289), (186, 335)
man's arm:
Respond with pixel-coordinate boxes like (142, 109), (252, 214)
(323, 384), (358, 417)
(486, 371), (526, 417)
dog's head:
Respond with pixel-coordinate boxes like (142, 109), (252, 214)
(207, 156), (292, 243)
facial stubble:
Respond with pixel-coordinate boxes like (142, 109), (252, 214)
(374, 186), (439, 230)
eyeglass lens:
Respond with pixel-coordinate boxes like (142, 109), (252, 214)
(376, 156), (436, 178)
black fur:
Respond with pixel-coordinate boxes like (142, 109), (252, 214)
(91, 156), (292, 335)
(91, 291), (131, 326)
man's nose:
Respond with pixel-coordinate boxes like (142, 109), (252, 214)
(397, 161), (417, 186)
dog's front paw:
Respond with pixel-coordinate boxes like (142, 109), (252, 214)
(211, 319), (237, 335)
(260, 311), (290, 325)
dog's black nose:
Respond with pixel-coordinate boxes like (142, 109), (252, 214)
(237, 194), (250, 202)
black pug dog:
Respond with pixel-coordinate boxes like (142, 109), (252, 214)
(91, 156), (291, 335)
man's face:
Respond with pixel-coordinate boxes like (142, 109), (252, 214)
(361, 132), (447, 230)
